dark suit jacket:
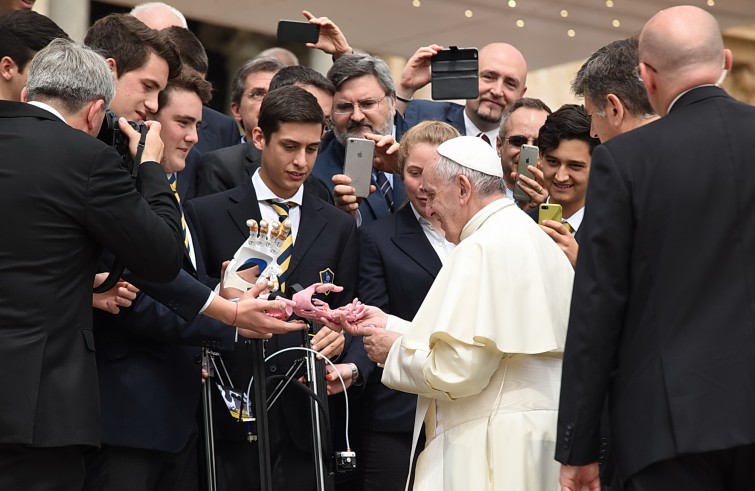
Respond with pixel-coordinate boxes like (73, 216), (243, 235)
(185, 180), (359, 449)
(94, 224), (234, 453)
(312, 131), (406, 225)
(400, 99), (466, 137)
(352, 205), (443, 432)
(0, 101), (183, 447)
(556, 86), (755, 481)
(177, 107), (239, 201)
(193, 142), (333, 204)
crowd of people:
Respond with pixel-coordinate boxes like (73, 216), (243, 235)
(1, 2), (754, 491)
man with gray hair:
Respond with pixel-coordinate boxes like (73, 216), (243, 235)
(0, 38), (184, 490)
(312, 53), (406, 224)
(332, 136), (574, 489)
(572, 37), (657, 143)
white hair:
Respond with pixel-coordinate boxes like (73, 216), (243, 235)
(130, 2), (188, 28)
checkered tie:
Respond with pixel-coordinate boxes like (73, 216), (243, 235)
(167, 173), (194, 264)
(268, 200), (296, 292)
(373, 169), (394, 211)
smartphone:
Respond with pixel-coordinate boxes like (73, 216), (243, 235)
(276, 20), (320, 44)
(344, 138), (375, 198)
(431, 47), (479, 100)
(514, 144), (539, 202)
(538, 203), (562, 225)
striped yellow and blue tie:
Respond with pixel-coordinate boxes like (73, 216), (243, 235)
(167, 173), (194, 264)
(269, 200), (296, 292)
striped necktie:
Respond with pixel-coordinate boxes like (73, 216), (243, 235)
(372, 169), (394, 211)
(268, 200), (296, 292)
(167, 173), (194, 263)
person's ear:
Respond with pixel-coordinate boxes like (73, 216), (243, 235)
(457, 175), (472, 204)
(605, 94), (625, 128)
(0, 56), (18, 81)
(85, 99), (106, 133)
(20, 86), (28, 103)
(251, 126), (265, 151)
(106, 58), (118, 78)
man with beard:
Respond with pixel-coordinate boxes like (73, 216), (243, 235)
(395, 43), (528, 144)
(311, 53), (406, 225)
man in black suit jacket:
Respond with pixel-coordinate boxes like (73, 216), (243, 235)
(186, 85), (358, 490)
(0, 39), (184, 490)
(556, 7), (755, 490)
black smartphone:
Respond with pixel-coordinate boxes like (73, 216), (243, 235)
(276, 20), (320, 44)
(431, 47), (479, 100)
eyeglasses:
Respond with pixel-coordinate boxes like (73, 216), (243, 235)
(505, 135), (537, 148)
(333, 95), (387, 115)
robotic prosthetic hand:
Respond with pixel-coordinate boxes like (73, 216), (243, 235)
(223, 219), (291, 293)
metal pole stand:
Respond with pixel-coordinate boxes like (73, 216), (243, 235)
(250, 338), (273, 491)
(306, 322), (335, 491)
(200, 346), (218, 491)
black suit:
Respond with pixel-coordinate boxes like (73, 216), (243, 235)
(0, 101), (183, 488)
(178, 107), (240, 201)
(556, 87), (755, 487)
(88, 226), (235, 490)
(193, 142), (332, 204)
(185, 179), (359, 490)
(352, 205), (443, 490)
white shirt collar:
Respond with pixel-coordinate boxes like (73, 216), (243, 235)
(563, 206), (585, 232)
(251, 168), (304, 206)
(463, 110), (497, 143)
(27, 101), (67, 124)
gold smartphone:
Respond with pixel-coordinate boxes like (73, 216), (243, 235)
(538, 203), (562, 225)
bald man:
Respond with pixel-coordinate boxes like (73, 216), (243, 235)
(556, 6), (755, 491)
(396, 42), (527, 143)
(130, 2), (187, 29)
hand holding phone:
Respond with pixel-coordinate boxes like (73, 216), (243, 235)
(514, 144), (539, 202)
(344, 138), (375, 198)
(538, 203), (562, 225)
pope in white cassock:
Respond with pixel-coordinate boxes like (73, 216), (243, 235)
(336, 136), (575, 490)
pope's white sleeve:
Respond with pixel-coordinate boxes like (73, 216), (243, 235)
(382, 336), (502, 400)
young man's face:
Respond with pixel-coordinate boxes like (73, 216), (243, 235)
(253, 121), (322, 199)
(541, 138), (592, 217)
(109, 52), (169, 122)
(150, 88), (202, 174)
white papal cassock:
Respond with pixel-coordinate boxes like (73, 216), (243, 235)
(382, 198), (574, 490)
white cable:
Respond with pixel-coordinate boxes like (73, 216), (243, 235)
(244, 346), (352, 450)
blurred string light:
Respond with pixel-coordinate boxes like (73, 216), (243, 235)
(606, 0), (614, 7)
(508, 0), (517, 7)
(612, 19), (621, 27)
(465, 9), (473, 17)
(412, 0), (420, 7)
(516, 19), (525, 27)
(567, 29), (576, 37)
(560, 9), (569, 17)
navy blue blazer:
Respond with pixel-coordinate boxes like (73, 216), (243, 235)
(178, 106), (239, 201)
(312, 131), (406, 225)
(94, 222), (235, 453)
(350, 205), (443, 432)
(400, 99), (467, 137)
